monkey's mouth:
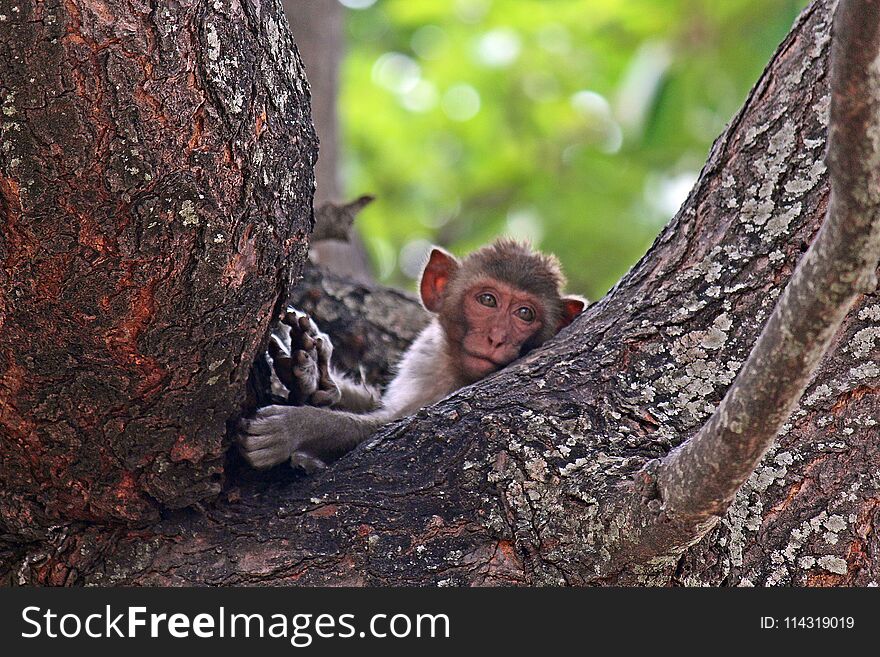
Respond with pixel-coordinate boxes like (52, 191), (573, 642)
(462, 351), (505, 372)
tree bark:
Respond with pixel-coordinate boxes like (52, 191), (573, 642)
(3, 0), (879, 587)
(282, 0), (341, 204)
(0, 0), (316, 545)
(603, 0), (880, 577)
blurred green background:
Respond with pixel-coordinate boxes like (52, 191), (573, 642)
(337, 0), (809, 299)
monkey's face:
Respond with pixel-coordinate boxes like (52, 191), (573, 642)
(455, 280), (546, 380)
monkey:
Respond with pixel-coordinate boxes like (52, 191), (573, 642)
(239, 239), (586, 472)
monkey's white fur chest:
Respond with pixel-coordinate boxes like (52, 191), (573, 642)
(380, 319), (463, 419)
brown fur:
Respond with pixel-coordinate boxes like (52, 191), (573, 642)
(439, 239), (571, 350)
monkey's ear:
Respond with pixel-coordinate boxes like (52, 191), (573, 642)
(557, 295), (587, 331)
(420, 247), (460, 312)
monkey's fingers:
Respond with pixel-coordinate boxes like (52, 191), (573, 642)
(278, 308), (311, 351)
(314, 335), (334, 361)
(292, 363), (319, 394)
(290, 451), (327, 473)
(297, 315), (313, 333)
(238, 406), (306, 468)
(278, 310), (325, 358)
(280, 307), (306, 326)
(271, 355), (297, 389)
(238, 427), (279, 450)
(311, 337), (341, 406)
(293, 315), (315, 345)
(240, 439), (294, 469)
(288, 350), (320, 404)
(286, 322), (316, 353)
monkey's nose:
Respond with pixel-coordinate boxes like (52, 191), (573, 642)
(487, 333), (507, 348)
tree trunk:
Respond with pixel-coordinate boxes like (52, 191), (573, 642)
(3, 0), (878, 587)
(283, 0), (374, 284)
(282, 0), (341, 205)
(0, 0), (316, 548)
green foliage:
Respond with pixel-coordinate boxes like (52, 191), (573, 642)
(339, 0), (809, 298)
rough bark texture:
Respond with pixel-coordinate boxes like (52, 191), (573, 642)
(0, 0), (316, 543)
(605, 0), (880, 574)
(2, 0), (878, 587)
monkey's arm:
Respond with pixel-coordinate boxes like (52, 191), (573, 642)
(242, 308), (389, 472)
(239, 405), (384, 471)
(333, 371), (381, 412)
(242, 318), (456, 472)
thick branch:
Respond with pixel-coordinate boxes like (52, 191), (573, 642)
(0, 0), (316, 532)
(619, 0), (880, 562)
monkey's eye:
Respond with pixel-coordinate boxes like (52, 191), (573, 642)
(515, 307), (536, 322)
(477, 293), (497, 308)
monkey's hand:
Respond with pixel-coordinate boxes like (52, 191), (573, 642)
(267, 308), (341, 407)
(238, 405), (321, 471)
(238, 405), (377, 473)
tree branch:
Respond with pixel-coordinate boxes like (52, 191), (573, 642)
(311, 195), (375, 242)
(618, 0), (880, 564)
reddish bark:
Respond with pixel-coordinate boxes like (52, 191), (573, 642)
(0, 0), (317, 538)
